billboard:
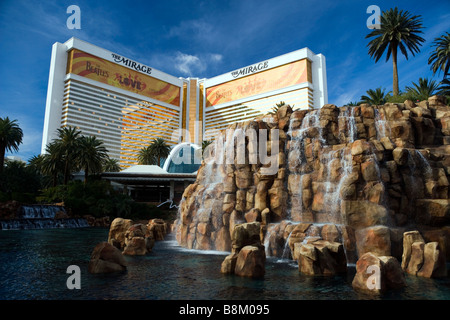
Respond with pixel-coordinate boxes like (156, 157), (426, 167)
(206, 59), (309, 107)
(67, 49), (181, 106)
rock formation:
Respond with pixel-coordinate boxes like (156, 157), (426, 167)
(221, 222), (266, 278)
(106, 217), (168, 256)
(175, 96), (450, 290)
(88, 242), (127, 274)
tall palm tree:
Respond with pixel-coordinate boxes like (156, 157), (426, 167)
(360, 87), (390, 105)
(428, 32), (450, 78)
(148, 137), (171, 167)
(405, 77), (439, 101)
(0, 117), (23, 174)
(42, 141), (65, 187)
(366, 7), (425, 96)
(55, 126), (81, 184)
(77, 135), (109, 183)
(103, 157), (121, 172)
(138, 145), (157, 165)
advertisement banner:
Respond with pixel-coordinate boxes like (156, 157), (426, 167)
(206, 59), (309, 107)
(68, 49), (181, 106)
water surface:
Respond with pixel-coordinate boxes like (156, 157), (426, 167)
(1, 228), (449, 300)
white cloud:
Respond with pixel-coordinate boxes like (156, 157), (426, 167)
(171, 51), (224, 77)
(174, 52), (205, 75)
(209, 53), (223, 63)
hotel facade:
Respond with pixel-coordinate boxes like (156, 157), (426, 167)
(42, 38), (327, 168)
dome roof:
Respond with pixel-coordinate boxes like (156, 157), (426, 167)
(163, 142), (202, 174)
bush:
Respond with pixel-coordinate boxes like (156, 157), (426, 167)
(36, 180), (172, 221)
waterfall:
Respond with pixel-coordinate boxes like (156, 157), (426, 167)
(0, 205), (89, 230)
(338, 107), (357, 143)
(19, 205), (64, 219)
(375, 108), (390, 140)
(0, 218), (89, 230)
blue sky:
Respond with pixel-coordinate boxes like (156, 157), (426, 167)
(0, 0), (449, 161)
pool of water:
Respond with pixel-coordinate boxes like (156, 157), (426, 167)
(1, 228), (449, 300)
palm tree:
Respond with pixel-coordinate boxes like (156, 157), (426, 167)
(360, 87), (390, 105)
(269, 101), (286, 115)
(103, 157), (121, 172)
(405, 77), (439, 101)
(138, 145), (157, 165)
(0, 117), (23, 174)
(366, 7), (425, 96)
(77, 135), (109, 183)
(202, 139), (213, 153)
(42, 141), (65, 187)
(148, 137), (171, 167)
(55, 126), (81, 184)
(438, 78), (450, 97)
(428, 32), (450, 78)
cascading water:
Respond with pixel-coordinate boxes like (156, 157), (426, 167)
(338, 107), (357, 143)
(0, 205), (89, 230)
(375, 108), (390, 140)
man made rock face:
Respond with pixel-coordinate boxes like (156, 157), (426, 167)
(296, 239), (347, 276)
(352, 252), (406, 294)
(108, 217), (168, 256)
(88, 242), (127, 274)
(176, 97), (450, 285)
(401, 230), (447, 278)
(221, 222), (266, 278)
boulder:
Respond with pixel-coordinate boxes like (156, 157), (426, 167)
(340, 200), (387, 229)
(415, 199), (450, 226)
(406, 241), (425, 275)
(417, 242), (447, 278)
(402, 231), (447, 278)
(148, 218), (167, 240)
(297, 240), (347, 276)
(352, 252), (406, 294)
(321, 224), (340, 242)
(123, 236), (147, 256)
(88, 242), (127, 274)
(221, 253), (238, 274)
(108, 218), (133, 249)
(122, 223), (148, 255)
(244, 208), (261, 223)
(401, 230), (425, 270)
(234, 245), (266, 278)
(356, 226), (391, 257)
(232, 222), (261, 250)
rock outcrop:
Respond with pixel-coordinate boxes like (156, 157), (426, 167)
(176, 96), (450, 290)
(221, 222), (266, 278)
(107, 217), (168, 256)
(352, 252), (406, 294)
(401, 230), (447, 278)
(88, 242), (127, 274)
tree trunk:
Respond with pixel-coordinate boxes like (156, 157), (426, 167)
(392, 45), (399, 96)
(0, 144), (5, 174)
(64, 159), (70, 185)
(84, 165), (89, 184)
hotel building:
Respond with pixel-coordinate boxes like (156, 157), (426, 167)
(42, 37), (327, 169)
